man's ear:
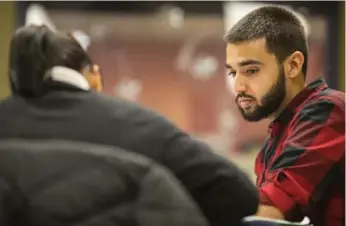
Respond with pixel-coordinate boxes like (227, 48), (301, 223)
(284, 51), (305, 80)
(83, 64), (103, 92)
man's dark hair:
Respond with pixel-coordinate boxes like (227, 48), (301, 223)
(9, 25), (92, 96)
(224, 5), (308, 78)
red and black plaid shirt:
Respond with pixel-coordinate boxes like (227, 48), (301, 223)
(255, 77), (345, 226)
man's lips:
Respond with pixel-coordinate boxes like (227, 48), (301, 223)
(238, 98), (254, 109)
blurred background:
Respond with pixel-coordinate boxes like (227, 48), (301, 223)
(0, 1), (344, 182)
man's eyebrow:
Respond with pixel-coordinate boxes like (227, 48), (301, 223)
(238, 60), (263, 67)
(225, 64), (232, 69)
(225, 60), (263, 70)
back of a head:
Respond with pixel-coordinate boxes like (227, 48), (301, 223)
(224, 5), (308, 77)
(9, 25), (91, 97)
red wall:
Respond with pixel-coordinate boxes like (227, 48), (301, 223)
(89, 37), (272, 153)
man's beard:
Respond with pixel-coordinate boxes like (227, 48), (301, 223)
(236, 66), (286, 122)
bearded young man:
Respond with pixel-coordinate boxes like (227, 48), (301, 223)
(224, 6), (345, 226)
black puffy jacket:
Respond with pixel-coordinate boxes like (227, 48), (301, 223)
(0, 139), (209, 226)
(0, 81), (258, 225)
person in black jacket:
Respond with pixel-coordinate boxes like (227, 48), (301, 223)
(0, 25), (259, 226)
(0, 139), (210, 226)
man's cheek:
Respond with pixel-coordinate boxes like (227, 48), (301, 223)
(226, 76), (236, 96)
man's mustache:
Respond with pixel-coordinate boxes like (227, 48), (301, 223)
(235, 93), (255, 103)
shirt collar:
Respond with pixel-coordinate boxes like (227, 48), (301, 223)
(268, 77), (328, 137)
(48, 66), (90, 91)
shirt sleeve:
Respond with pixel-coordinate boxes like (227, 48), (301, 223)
(259, 98), (345, 219)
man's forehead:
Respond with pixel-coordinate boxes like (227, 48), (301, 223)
(226, 39), (272, 67)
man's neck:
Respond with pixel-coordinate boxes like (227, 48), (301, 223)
(270, 77), (306, 120)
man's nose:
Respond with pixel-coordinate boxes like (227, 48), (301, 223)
(233, 74), (248, 95)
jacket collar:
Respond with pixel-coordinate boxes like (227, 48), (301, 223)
(268, 77), (328, 137)
(48, 66), (90, 91)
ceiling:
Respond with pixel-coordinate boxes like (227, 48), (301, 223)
(49, 11), (224, 41)
(28, 1), (224, 15)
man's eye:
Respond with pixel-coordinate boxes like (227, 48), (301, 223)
(228, 71), (236, 77)
(246, 69), (259, 75)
